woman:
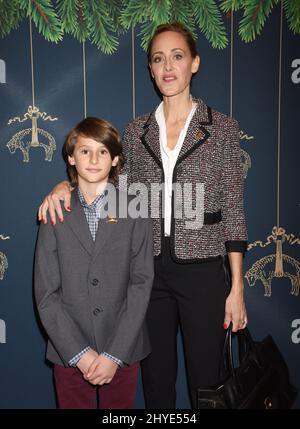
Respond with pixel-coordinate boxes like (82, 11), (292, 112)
(38, 22), (248, 409)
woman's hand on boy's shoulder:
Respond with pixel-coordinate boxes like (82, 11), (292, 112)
(38, 180), (73, 226)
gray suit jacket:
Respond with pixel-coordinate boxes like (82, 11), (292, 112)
(34, 189), (154, 366)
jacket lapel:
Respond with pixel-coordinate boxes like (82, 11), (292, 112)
(140, 98), (212, 168)
(141, 111), (163, 169)
(64, 190), (94, 256)
(91, 217), (114, 262)
(176, 97), (212, 165)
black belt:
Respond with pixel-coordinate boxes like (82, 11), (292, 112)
(164, 210), (222, 237)
(204, 210), (222, 225)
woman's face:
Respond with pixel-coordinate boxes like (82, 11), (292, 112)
(149, 31), (200, 98)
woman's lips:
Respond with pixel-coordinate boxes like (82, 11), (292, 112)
(163, 76), (176, 82)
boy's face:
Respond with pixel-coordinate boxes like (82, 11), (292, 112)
(68, 135), (119, 188)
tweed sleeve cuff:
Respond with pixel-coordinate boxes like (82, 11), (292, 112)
(225, 240), (248, 253)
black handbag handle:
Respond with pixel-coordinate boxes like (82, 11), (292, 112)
(219, 323), (263, 383)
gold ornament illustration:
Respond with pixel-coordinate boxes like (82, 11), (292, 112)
(245, 227), (300, 297)
(6, 105), (57, 162)
(239, 130), (254, 180)
(6, 19), (58, 163)
(0, 235), (9, 281)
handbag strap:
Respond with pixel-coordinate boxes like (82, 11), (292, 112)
(238, 327), (263, 368)
(219, 324), (263, 381)
(219, 324), (235, 380)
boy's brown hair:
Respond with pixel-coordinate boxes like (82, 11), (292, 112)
(62, 117), (125, 187)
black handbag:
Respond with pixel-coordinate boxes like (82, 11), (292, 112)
(197, 325), (298, 409)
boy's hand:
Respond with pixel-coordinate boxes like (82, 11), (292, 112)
(76, 349), (99, 375)
(38, 180), (72, 225)
(84, 354), (118, 386)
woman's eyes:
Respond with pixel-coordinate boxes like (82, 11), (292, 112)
(153, 54), (183, 63)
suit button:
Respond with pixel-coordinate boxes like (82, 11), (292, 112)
(91, 278), (99, 286)
(93, 307), (102, 316)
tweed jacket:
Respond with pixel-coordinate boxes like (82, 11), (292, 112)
(120, 97), (247, 262)
(34, 189), (154, 366)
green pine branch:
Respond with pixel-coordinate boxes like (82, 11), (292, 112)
(170, 0), (197, 40)
(56, 0), (81, 34)
(220, 0), (244, 13)
(238, 0), (277, 43)
(19, 0), (63, 42)
(0, 0), (24, 38)
(68, 0), (89, 42)
(87, 0), (119, 54)
(106, 0), (126, 34)
(120, 0), (147, 29)
(0, 0), (299, 53)
(139, 0), (172, 50)
(283, 0), (300, 34)
(192, 0), (228, 48)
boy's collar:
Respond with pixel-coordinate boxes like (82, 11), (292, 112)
(77, 186), (106, 209)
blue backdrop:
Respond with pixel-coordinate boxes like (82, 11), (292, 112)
(0, 8), (299, 408)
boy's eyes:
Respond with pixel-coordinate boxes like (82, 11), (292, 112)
(80, 149), (108, 155)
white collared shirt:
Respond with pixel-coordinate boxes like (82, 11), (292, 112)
(155, 100), (197, 236)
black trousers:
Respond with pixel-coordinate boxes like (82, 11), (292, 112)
(141, 237), (231, 409)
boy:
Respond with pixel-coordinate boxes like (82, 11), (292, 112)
(34, 117), (154, 409)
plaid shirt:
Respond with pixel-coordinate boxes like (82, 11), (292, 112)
(77, 187), (106, 240)
(68, 188), (124, 368)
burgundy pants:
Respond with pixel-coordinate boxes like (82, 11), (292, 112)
(53, 362), (139, 409)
